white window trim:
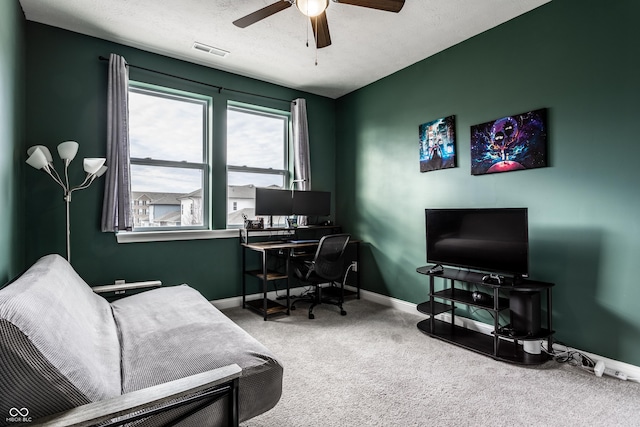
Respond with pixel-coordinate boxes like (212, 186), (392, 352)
(128, 82), (211, 232)
(116, 229), (238, 243)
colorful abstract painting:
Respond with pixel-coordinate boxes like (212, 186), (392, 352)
(419, 115), (456, 172)
(470, 108), (547, 175)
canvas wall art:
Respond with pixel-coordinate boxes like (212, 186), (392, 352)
(419, 115), (456, 172)
(470, 108), (547, 175)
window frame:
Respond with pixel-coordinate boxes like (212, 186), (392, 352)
(128, 82), (212, 232)
(116, 83), (294, 243)
(226, 102), (291, 228)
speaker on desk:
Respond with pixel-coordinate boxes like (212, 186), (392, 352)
(509, 291), (541, 336)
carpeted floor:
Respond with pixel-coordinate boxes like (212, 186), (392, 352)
(223, 298), (640, 427)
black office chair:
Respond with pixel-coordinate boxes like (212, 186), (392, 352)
(290, 234), (351, 319)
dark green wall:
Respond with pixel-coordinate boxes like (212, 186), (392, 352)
(17, 0), (640, 366)
(0, 0), (24, 285)
(23, 22), (336, 300)
(335, 0), (640, 365)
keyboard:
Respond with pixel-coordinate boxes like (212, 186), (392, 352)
(289, 239), (319, 244)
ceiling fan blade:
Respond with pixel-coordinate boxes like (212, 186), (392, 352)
(335, 0), (404, 13)
(233, 1), (292, 28)
(311, 11), (332, 48)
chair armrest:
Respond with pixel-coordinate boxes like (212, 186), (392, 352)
(92, 280), (162, 295)
(33, 364), (242, 427)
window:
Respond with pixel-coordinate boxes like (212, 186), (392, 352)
(226, 105), (289, 227)
(128, 83), (211, 230)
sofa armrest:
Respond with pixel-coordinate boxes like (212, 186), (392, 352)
(92, 280), (162, 301)
(92, 280), (162, 294)
(33, 364), (242, 427)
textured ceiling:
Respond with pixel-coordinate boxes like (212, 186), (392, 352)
(19, 0), (551, 99)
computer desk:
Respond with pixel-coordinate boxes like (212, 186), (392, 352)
(240, 235), (360, 321)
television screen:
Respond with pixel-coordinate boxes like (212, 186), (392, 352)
(425, 208), (529, 277)
(292, 190), (331, 216)
(255, 188), (293, 216)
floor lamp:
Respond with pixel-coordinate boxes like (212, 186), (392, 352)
(26, 141), (107, 263)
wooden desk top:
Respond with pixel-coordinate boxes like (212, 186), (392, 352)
(242, 240), (320, 251)
(242, 238), (360, 252)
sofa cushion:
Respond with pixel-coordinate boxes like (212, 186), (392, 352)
(111, 285), (283, 423)
(0, 254), (122, 420)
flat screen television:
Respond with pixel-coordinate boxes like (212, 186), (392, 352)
(425, 208), (529, 277)
(255, 188), (293, 216)
(292, 190), (331, 216)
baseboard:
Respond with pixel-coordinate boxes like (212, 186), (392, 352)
(211, 287), (640, 383)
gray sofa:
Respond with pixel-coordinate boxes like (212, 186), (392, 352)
(0, 254), (283, 426)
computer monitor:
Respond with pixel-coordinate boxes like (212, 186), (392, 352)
(255, 188), (293, 216)
(292, 190), (331, 216)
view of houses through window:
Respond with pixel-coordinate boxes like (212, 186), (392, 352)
(128, 83), (289, 230)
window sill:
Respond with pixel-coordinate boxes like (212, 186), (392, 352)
(116, 229), (238, 244)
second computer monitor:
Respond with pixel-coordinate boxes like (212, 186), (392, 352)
(292, 190), (331, 216)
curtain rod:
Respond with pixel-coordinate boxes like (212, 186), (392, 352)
(98, 56), (293, 104)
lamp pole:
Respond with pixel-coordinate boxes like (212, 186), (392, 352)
(65, 192), (71, 263)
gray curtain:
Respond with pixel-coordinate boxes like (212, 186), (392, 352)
(291, 98), (311, 191)
(291, 98), (311, 225)
(101, 53), (132, 232)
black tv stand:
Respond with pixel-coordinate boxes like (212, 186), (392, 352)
(416, 265), (554, 365)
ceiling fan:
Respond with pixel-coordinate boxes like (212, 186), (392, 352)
(233, 0), (405, 49)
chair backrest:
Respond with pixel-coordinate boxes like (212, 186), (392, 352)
(308, 234), (351, 281)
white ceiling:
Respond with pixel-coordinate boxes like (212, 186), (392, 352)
(19, 0), (551, 99)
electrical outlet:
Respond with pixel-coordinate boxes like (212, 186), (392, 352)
(351, 261), (358, 272)
(115, 279), (125, 285)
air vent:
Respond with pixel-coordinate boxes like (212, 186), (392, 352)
(192, 42), (229, 58)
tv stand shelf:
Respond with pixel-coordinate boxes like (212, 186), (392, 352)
(416, 265), (554, 365)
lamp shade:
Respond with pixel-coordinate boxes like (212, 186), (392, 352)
(26, 147), (50, 170)
(83, 158), (106, 175)
(96, 165), (108, 177)
(296, 0), (328, 17)
(57, 141), (79, 161)
(27, 145), (53, 163)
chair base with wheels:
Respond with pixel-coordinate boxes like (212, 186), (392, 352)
(290, 234), (351, 320)
(291, 284), (347, 319)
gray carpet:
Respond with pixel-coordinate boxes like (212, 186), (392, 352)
(223, 298), (640, 427)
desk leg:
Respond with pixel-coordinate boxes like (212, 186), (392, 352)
(262, 250), (268, 321)
(242, 246), (246, 309)
(286, 249), (291, 315)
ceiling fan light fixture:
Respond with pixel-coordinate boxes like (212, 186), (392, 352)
(296, 0), (329, 17)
